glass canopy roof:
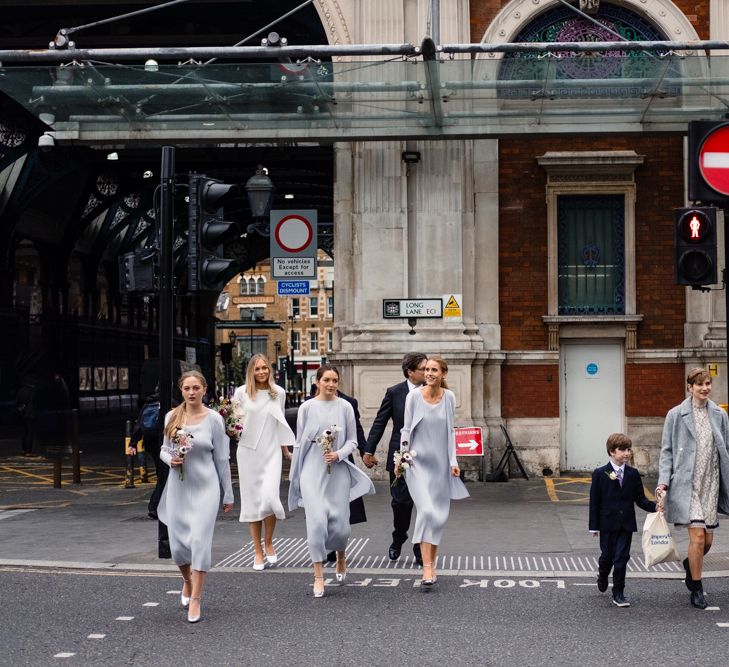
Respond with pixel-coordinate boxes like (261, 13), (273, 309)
(2, 51), (728, 142)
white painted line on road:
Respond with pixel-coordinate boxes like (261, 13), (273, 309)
(0, 509), (36, 521)
(573, 583), (597, 586)
(705, 606), (720, 611)
(115, 616), (134, 621)
(143, 602), (159, 607)
(166, 590), (180, 595)
(87, 634), (106, 639)
(717, 623), (729, 627)
(53, 653), (76, 658)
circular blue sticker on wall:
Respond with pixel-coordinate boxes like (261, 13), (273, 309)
(586, 362), (599, 376)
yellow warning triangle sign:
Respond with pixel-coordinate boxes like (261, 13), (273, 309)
(445, 295), (460, 309)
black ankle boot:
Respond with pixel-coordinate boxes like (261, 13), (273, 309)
(682, 558), (693, 592)
(690, 580), (708, 609)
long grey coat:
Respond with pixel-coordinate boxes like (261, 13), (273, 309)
(658, 397), (729, 524)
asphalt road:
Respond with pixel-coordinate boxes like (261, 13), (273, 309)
(3, 569), (728, 666)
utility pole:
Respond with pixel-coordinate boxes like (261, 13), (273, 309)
(159, 146), (175, 417)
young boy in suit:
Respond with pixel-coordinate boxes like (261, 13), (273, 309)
(589, 433), (656, 607)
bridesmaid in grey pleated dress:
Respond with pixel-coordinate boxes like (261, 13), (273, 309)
(288, 364), (375, 598)
(399, 356), (469, 588)
(158, 371), (234, 623)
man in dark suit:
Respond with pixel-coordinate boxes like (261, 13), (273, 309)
(589, 433), (656, 608)
(364, 352), (428, 564)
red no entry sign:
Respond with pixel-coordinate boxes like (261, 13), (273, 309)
(455, 427), (484, 457)
(274, 213), (314, 253)
(699, 124), (729, 196)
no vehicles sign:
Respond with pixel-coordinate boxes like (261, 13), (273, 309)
(270, 210), (317, 279)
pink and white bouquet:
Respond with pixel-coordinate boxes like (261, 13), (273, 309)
(315, 425), (342, 474)
(211, 397), (245, 439)
(392, 448), (417, 484)
(170, 428), (194, 480)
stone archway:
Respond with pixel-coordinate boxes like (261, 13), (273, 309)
(480, 0), (700, 48)
(312, 0), (353, 46)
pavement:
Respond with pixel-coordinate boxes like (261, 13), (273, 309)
(1, 414), (729, 580)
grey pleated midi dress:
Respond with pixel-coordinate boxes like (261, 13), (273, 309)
(232, 384), (294, 523)
(288, 397), (375, 563)
(401, 389), (469, 545)
(158, 409), (234, 571)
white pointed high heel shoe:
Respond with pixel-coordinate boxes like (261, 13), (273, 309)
(335, 556), (347, 583)
(313, 576), (325, 598)
(265, 551), (278, 565)
(187, 597), (202, 623)
(180, 578), (191, 608)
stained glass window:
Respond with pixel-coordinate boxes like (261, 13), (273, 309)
(499, 4), (677, 99)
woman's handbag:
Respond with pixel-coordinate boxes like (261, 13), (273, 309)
(642, 510), (680, 567)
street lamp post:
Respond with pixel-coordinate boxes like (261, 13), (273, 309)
(228, 330), (237, 395)
(245, 165), (274, 236)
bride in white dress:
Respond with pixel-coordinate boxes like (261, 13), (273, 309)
(232, 355), (294, 570)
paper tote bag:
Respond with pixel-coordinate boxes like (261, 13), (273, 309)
(642, 512), (680, 568)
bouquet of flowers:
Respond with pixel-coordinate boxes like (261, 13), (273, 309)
(170, 428), (194, 480)
(210, 397), (245, 439)
(315, 425), (342, 474)
(392, 448), (417, 485)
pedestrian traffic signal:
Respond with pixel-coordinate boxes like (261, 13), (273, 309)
(188, 173), (241, 292)
(118, 248), (157, 292)
(674, 207), (717, 287)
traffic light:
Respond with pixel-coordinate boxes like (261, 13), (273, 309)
(688, 121), (729, 203)
(118, 248), (157, 292)
(674, 207), (717, 287)
(188, 173), (240, 291)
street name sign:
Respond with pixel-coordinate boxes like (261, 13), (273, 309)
(382, 299), (443, 318)
(277, 280), (311, 296)
(455, 427), (484, 457)
(270, 209), (317, 279)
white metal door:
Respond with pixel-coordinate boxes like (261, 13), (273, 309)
(561, 341), (624, 471)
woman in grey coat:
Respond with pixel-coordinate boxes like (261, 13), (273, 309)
(158, 371), (234, 623)
(399, 356), (469, 588)
(657, 367), (729, 609)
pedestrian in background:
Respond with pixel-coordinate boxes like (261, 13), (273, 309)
(129, 389), (166, 520)
(588, 433), (656, 608)
(364, 352), (428, 565)
(15, 377), (38, 457)
(232, 354), (294, 571)
(158, 370), (234, 623)
(288, 364), (375, 598)
(399, 355), (468, 588)
(657, 366), (729, 609)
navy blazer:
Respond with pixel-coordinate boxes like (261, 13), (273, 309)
(588, 462), (656, 533)
(365, 380), (410, 472)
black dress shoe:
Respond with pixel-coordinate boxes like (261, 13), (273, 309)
(388, 544), (401, 560)
(413, 545), (423, 566)
(682, 558), (694, 592)
(690, 580), (708, 609)
(596, 574), (608, 593)
(612, 592), (630, 607)
(326, 551), (337, 563)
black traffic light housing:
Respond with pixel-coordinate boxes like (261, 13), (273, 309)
(118, 248), (157, 292)
(674, 207), (717, 287)
(688, 121), (729, 203)
(188, 173), (241, 292)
